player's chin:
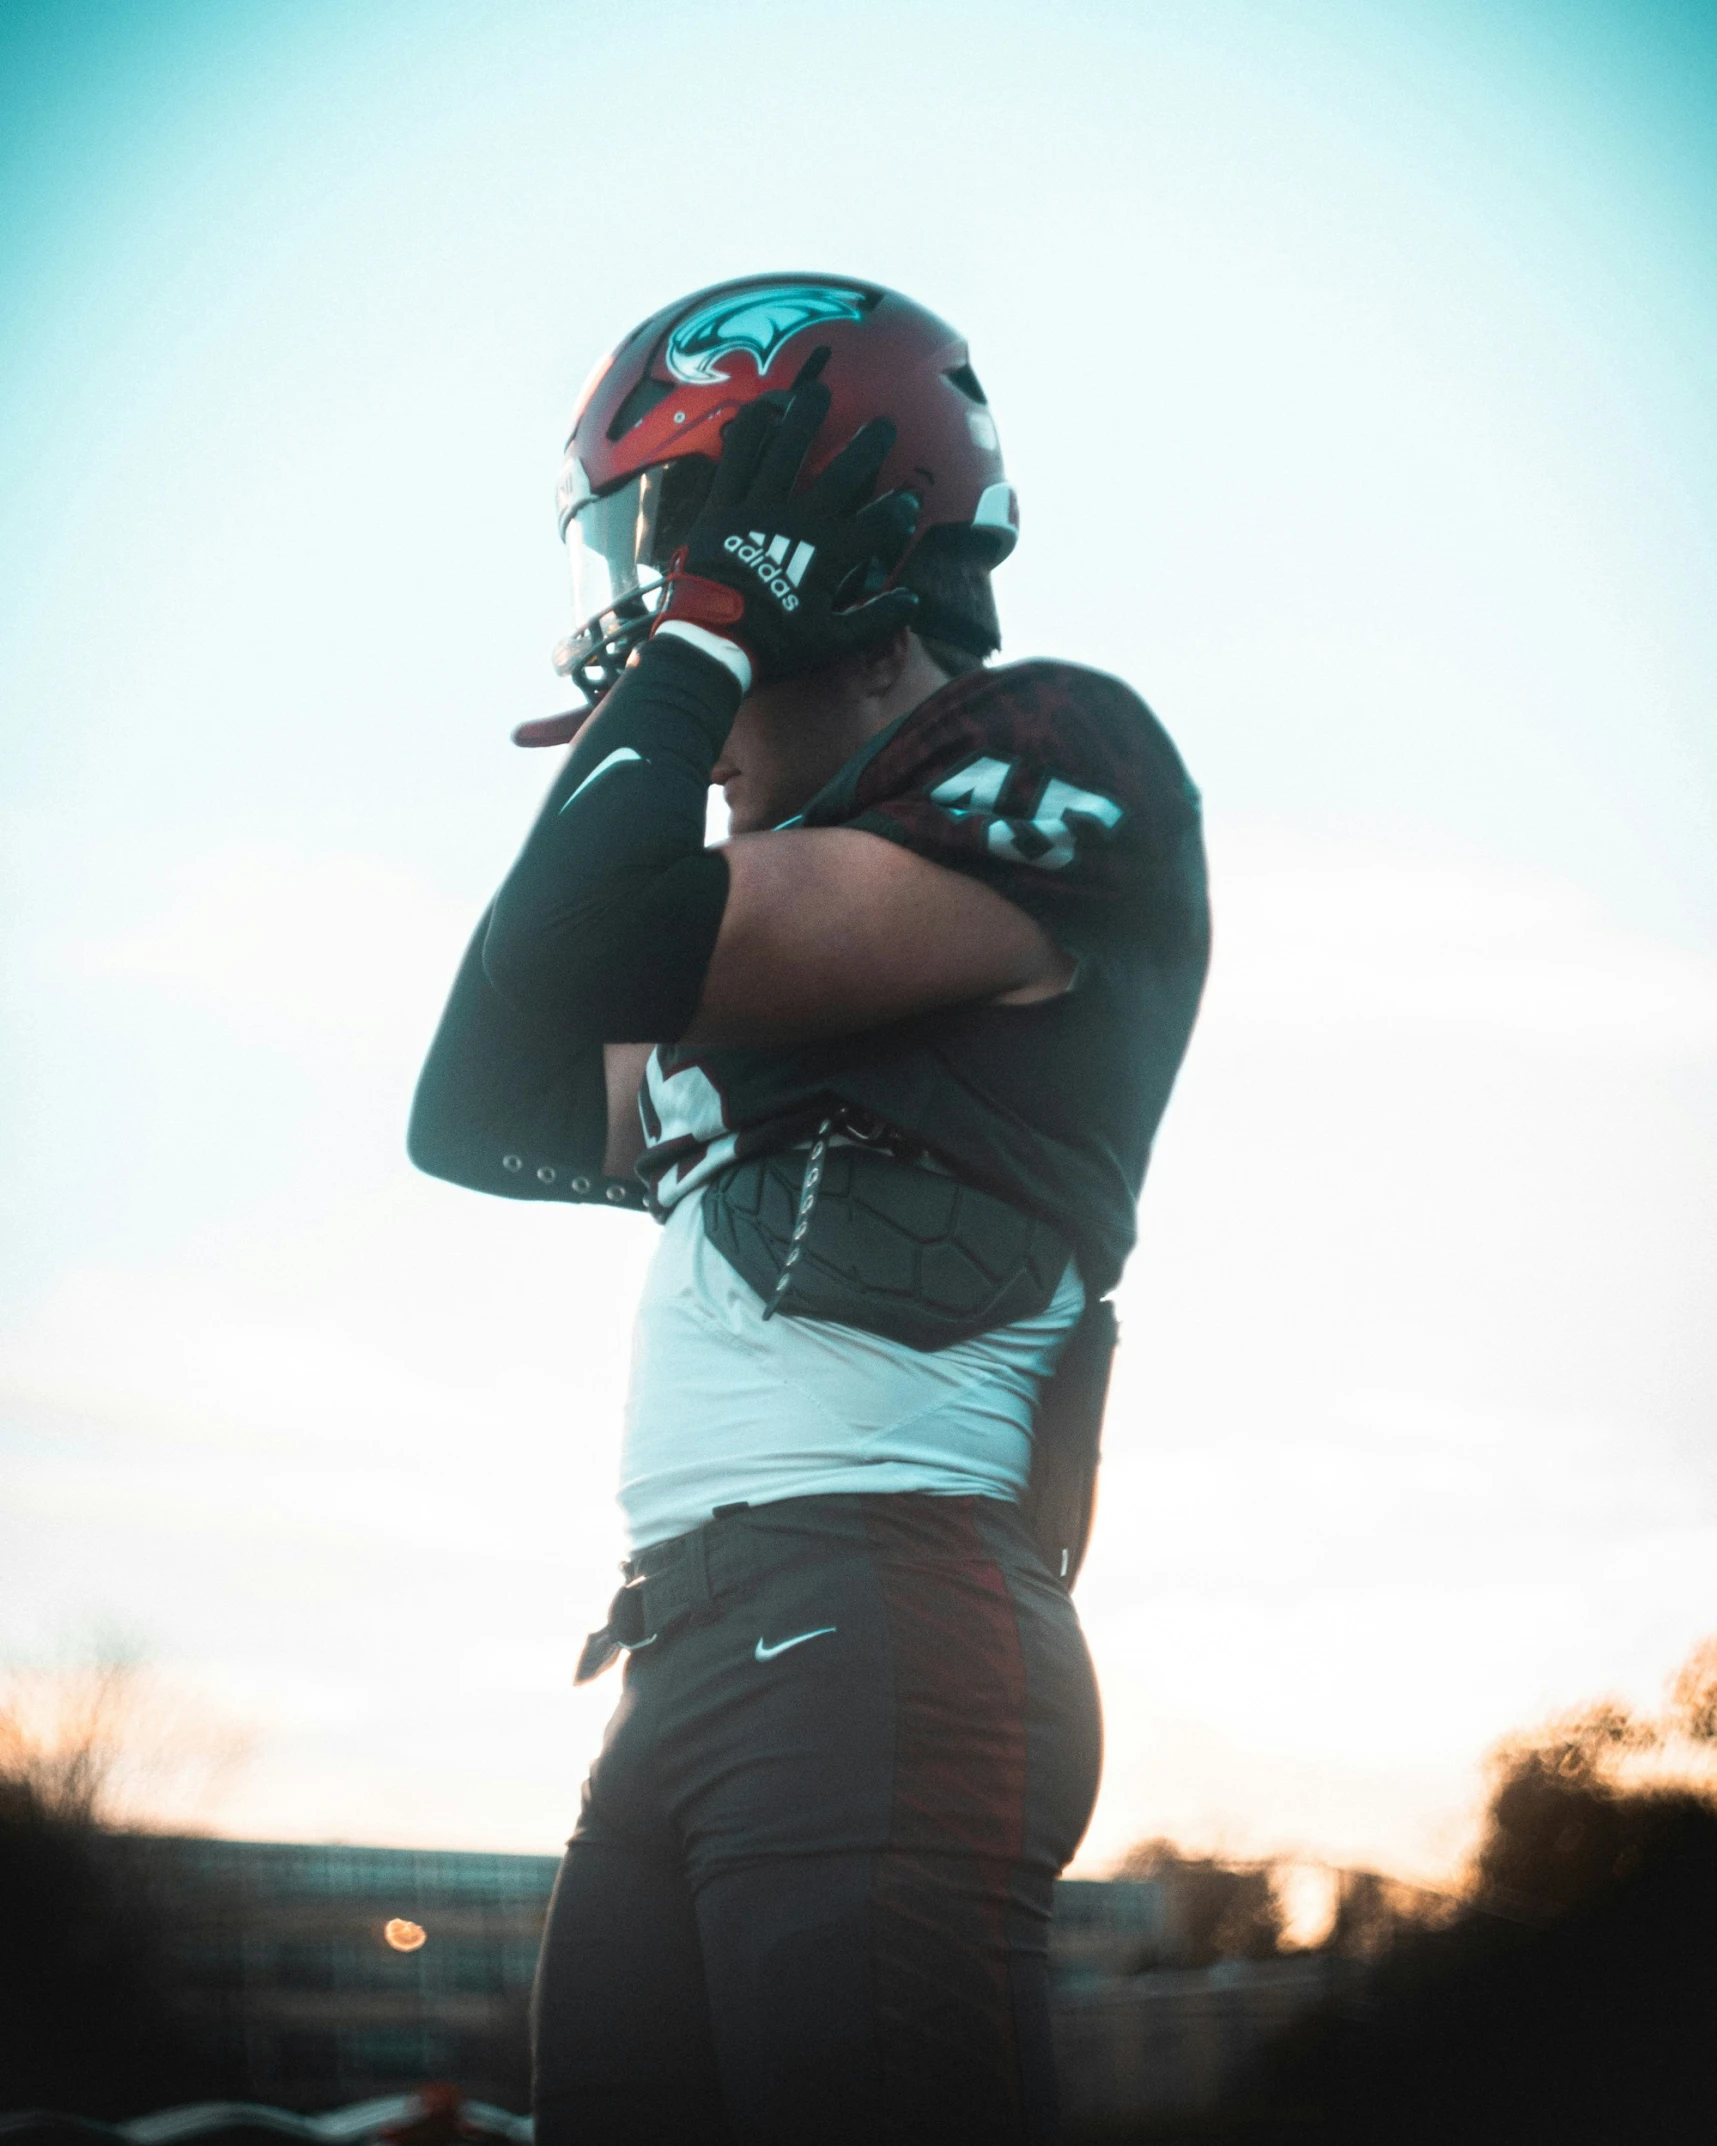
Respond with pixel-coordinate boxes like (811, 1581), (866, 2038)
(723, 787), (770, 837)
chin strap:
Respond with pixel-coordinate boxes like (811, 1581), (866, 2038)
(513, 706), (592, 748)
(512, 609), (757, 750)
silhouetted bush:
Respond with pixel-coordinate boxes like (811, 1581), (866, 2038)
(1273, 1788), (1717, 2143)
(1117, 1839), (1285, 1965)
(0, 1782), (242, 2115)
(1100, 1645), (1717, 2144)
(1261, 1666), (1717, 2146)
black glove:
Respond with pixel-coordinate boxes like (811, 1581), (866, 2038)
(653, 375), (919, 686)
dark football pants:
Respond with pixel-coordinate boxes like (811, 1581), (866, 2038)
(531, 1492), (1102, 2146)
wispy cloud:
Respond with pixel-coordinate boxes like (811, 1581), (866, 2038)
(1207, 822), (1717, 1055)
(65, 843), (470, 1049)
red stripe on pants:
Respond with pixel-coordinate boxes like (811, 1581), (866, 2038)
(864, 1497), (1030, 2138)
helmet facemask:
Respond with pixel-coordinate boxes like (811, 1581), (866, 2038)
(553, 455), (716, 713)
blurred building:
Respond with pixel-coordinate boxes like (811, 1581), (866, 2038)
(1054, 1957), (1338, 2135)
(112, 1838), (1337, 2129)
(1048, 1876), (1175, 1980)
(121, 1837), (552, 2108)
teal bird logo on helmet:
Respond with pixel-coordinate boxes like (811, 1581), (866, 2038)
(665, 285), (869, 388)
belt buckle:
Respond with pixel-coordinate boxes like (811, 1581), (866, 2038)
(574, 1574), (653, 1685)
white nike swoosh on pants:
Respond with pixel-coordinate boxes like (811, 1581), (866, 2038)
(754, 1626), (837, 1662)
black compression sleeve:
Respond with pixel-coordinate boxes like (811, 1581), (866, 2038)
(483, 635), (741, 1042)
(407, 903), (649, 1206)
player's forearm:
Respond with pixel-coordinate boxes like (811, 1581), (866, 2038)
(483, 635), (739, 1042)
(407, 906), (611, 1196)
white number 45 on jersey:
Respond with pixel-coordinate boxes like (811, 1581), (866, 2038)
(928, 756), (1124, 871)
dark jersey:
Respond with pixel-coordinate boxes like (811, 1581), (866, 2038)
(409, 657), (1207, 1300)
(636, 659), (1208, 1297)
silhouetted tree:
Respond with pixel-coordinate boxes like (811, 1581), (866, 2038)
(1117, 1839), (1285, 1965)
(1263, 1638), (1717, 2146)
(0, 1780), (244, 2112)
(0, 1655), (246, 2114)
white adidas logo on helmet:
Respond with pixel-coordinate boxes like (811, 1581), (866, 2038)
(723, 531), (816, 611)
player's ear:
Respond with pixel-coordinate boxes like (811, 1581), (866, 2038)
(852, 625), (915, 704)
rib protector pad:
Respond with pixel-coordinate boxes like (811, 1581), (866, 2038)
(702, 1144), (1072, 1352)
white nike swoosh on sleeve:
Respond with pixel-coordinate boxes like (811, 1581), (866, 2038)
(561, 746), (645, 810)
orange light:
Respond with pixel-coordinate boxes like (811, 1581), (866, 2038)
(384, 1918), (427, 1951)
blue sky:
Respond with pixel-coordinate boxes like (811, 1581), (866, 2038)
(2, 0), (1714, 1871)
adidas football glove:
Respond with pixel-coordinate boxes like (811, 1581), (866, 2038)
(653, 376), (920, 687)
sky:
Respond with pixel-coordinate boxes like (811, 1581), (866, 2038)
(1, 0), (1714, 1879)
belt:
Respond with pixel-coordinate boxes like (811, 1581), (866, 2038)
(575, 1505), (761, 1684)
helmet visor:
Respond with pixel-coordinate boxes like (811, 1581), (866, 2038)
(556, 454), (718, 682)
(565, 471), (666, 638)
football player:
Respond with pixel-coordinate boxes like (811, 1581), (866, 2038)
(410, 276), (1209, 2145)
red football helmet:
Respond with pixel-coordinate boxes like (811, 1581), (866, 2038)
(532, 275), (1018, 738)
